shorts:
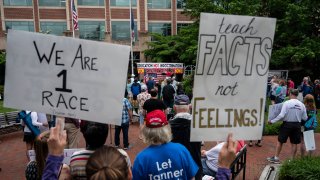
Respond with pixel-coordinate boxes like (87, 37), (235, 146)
(278, 122), (301, 144)
(23, 132), (35, 143)
(270, 94), (276, 101)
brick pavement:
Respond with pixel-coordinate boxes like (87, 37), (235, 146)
(1, 123), (320, 180)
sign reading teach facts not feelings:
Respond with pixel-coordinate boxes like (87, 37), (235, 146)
(191, 13), (276, 141)
(4, 30), (130, 126)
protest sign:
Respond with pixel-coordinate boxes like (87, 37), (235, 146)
(191, 13), (276, 141)
(4, 30), (130, 125)
(268, 103), (283, 120)
(28, 149), (80, 165)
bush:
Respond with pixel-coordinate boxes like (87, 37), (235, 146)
(279, 157), (320, 180)
(264, 122), (282, 135)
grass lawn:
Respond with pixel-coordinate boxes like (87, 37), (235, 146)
(0, 100), (17, 113)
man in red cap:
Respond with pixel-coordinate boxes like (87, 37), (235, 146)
(132, 110), (198, 180)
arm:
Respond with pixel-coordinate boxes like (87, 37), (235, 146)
(216, 133), (237, 180)
(31, 112), (44, 126)
(42, 120), (67, 179)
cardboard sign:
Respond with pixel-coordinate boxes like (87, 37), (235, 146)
(28, 149), (81, 165)
(4, 30), (130, 125)
(191, 13), (276, 141)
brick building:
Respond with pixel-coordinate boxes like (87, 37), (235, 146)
(0, 0), (192, 64)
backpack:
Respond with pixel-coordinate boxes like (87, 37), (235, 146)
(304, 110), (318, 129)
(131, 83), (141, 96)
(18, 111), (41, 137)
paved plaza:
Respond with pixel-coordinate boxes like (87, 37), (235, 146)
(1, 122), (320, 180)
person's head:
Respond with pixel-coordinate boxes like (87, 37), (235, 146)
(166, 78), (172, 84)
(289, 89), (299, 99)
(304, 94), (316, 110)
(86, 146), (131, 180)
(84, 122), (109, 150)
(315, 79), (320, 84)
(173, 95), (190, 113)
(134, 78), (138, 83)
(141, 85), (147, 92)
(34, 131), (50, 179)
(142, 110), (172, 145)
(279, 79), (286, 86)
(149, 89), (157, 98)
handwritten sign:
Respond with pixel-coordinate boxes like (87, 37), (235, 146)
(4, 30), (130, 125)
(191, 13), (276, 141)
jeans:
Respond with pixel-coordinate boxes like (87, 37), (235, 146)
(115, 123), (129, 147)
(201, 158), (216, 177)
(139, 113), (144, 125)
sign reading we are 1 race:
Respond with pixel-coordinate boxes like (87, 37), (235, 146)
(4, 30), (130, 125)
(191, 13), (276, 141)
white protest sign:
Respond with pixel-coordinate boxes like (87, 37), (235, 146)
(4, 30), (130, 125)
(191, 13), (276, 141)
(268, 103), (283, 120)
(28, 149), (81, 165)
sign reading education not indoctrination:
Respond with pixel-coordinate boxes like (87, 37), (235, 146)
(191, 13), (276, 141)
(4, 30), (130, 125)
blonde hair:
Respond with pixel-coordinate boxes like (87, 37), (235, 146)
(304, 94), (316, 110)
(142, 125), (172, 145)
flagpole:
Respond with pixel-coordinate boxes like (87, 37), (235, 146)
(71, 0), (75, 38)
(130, 0), (134, 79)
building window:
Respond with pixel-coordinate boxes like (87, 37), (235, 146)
(147, 0), (171, 9)
(5, 21), (34, 32)
(38, 0), (66, 7)
(176, 0), (186, 9)
(177, 23), (190, 33)
(40, 22), (67, 35)
(79, 21), (105, 41)
(4, 0), (32, 6)
(148, 23), (171, 36)
(78, 0), (104, 6)
(111, 21), (137, 41)
(110, 0), (137, 7)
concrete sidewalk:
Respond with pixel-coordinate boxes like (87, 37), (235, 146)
(1, 123), (320, 180)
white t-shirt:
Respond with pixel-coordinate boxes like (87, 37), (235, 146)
(270, 99), (308, 123)
(22, 111), (43, 133)
(205, 142), (225, 172)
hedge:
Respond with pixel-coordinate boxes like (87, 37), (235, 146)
(279, 157), (320, 180)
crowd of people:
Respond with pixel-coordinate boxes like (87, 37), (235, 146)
(18, 74), (319, 179)
(266, 76), (318, 163)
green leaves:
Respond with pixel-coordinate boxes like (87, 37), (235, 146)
(279, 157), (320, 180)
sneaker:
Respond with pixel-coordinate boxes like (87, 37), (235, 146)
(267, 156), (280, 164)
(115, 145), (119, 148)
(123, 147), (129, 150)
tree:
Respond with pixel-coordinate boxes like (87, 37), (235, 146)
(144, 0), (320, 81)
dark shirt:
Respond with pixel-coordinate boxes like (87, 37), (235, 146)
(146, 80), (155, 91)
(170, 116), (202, 180)
(162, 84), (175, 101)
(143, 98), (167, 113)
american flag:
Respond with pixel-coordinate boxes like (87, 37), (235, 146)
(71, 0), (78, 30)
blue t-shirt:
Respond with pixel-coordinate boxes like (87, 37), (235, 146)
(132, 142), (199, 180)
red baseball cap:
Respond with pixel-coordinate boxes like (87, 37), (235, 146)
(145, 110), (168, 128)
